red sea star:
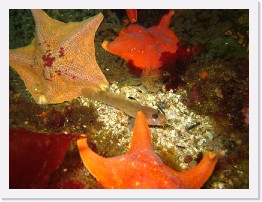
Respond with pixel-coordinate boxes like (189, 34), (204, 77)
(77, 111), (217, 188)
(102, 10), (179, 77)
(10, 128), (82, 188)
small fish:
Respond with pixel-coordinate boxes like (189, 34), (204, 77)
(82, 88), (167, 126)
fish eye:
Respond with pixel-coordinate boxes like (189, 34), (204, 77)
(152, 113), (158, 120)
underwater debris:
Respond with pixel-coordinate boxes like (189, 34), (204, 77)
(186, 122), (201, 132)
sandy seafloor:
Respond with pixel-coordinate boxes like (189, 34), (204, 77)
(9, 9), (249, 189)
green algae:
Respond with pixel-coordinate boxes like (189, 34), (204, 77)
(9, 9), (35, 49)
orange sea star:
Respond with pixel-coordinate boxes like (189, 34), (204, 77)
(77, 111), (217, 188)
(102, 10), (179, 77)
(9, 9), (108, 104)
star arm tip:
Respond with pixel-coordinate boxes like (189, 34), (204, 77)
(102, 41), (109, 51)
(127, 111), (153, 154)
(77, 136), (111, 184)
(31, 9), (47, 19)
(176, 152), (218, 189)
(158, 10), (175, 29)
(9, 42), (35, 75)
(125, 9), (137, 23)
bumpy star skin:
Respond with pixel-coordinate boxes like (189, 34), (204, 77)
(102, 11), (179, 77)
(9, 9), (109, 104)
(77, 111), (217, 189)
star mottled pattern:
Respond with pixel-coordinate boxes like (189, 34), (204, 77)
(9, 9), (108, 104)
(77, 111), (217, 189)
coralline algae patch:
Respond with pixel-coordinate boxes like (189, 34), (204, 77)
(79, 82), (217, 172)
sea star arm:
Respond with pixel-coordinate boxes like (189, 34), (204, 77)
(31, 9), (65, 43)
(9, 43), (34, 70)
(9, 40), (45, 103)
(78, 137), (137, 188)
(126, 111), (153, 154)
(173, 152), (217, 188)
(158, 10), (175, 29)
(77, 137), (115, 185)
(125, 9), (137, 23)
